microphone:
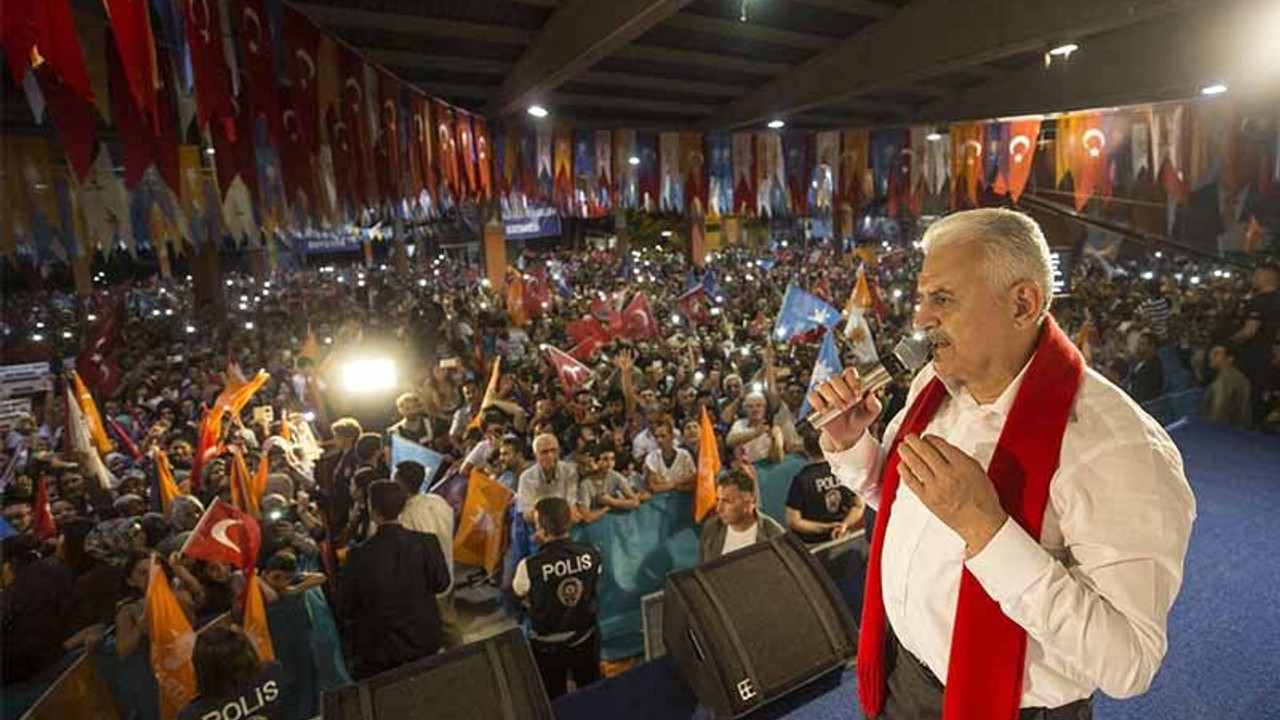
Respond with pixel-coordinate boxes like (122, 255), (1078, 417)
(806, 332), (934, 430)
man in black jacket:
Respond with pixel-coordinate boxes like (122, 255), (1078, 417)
(340, 480), (450, 679)
(513, 497), (602, 699)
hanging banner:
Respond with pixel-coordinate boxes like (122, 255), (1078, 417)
(637, 131), (659, 213)
(595, 129), (613, 212)
(681, 132), (707, 217)
(613, 129), (637, 211)
(572, 130), (595, 217)
(659, 132), (683, 212)
(813, 131), (840, 213)
(707, 132), (733, 218)
(732, 131), (755, 216)
(476, 118), (493, 202)
(839, 129), (869, 215)
(992, 118), (1041, 203)
(783, 129), (811, 215)
(949, 121), (983, 208)
(553, 124), (573, 211)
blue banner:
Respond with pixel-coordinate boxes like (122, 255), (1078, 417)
(502, 206), (562, 241)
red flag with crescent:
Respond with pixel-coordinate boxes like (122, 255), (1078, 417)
(376, 70), (402, 204)
(475, 118), (493, 202)
(622, 293), (659, 339)
(231, 0), (280, 143)
(181, 498), (261, 570)
(993, 119), (1041, 203)
(434, 100), (459, 202)
(546, 346), (591, 395)
(279, 85), (315, 203)
(338, 46), (373, 208)
(282, 6), (321, 154)
(1, 0), (93, 104)
(949, 122), (983, 209)
(182, 0), (235, 136)
(103, 0), (159, 130)
(1072, 113), (1107, 210)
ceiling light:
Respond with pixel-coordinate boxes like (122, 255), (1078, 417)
(628, 156), (640, 166)
(767, 119), (785, 129)
(527, 105), (549, 118)
(1201, 83), (1228, 96)
(1048, 43), (1079, 58)
(926, 132), (943, 142)
(661, 230), (673, 238)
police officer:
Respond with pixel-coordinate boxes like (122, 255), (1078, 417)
(784, 424), (864, 545)
(512, 497), (602, 699)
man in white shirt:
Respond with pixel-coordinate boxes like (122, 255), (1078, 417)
(725, 394), (782, 464)
(394, 460), (461, 648)
(517, 434), (587, 524)
(643, 417), (696, 494)
(810, 209), (1195, 720)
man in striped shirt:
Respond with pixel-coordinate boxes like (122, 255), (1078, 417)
(1136, 285), (1173, 341)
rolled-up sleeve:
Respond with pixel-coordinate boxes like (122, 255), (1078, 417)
(966, 438), (1196, 699)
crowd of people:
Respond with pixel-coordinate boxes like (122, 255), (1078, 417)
(1, 222), (1275, 716)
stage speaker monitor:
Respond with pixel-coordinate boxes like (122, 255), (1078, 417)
(322, 628), (554, 720)
(663, 533), (858, 719)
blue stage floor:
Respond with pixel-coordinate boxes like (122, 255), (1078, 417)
(554, 422), (1280, 720)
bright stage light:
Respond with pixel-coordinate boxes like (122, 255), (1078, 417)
(87, 313), (97, 322)
(1048, 43), (1079, 58)
(767, 119), (785, 129)
(926, 132), (943, 142)
(527, 105), (549, 118)
(1201, 84), (1228, 96)
(628, 156), (640, 166)
(341, 357), (398, 394)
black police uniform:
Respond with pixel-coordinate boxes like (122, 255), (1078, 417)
(525, 537), (602, 698)
(785, 460), (858, 544)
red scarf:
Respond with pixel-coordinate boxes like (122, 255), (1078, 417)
(858, 317), (1084, 720)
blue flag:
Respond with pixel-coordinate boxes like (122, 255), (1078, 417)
(390, 435), (446, 491)
(0, 516), (16, 541)
(774, 285), (841, 343)
(702, 270), (724, 302)
(798, 329), (843, 420)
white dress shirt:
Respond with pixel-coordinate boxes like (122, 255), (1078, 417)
(399, 492), (455, 593)
(644, 447), (696, 488)
(825, 361), (1195, 708)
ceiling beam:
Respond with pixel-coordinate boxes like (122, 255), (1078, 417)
(549, 92), (716, 116)
(707, 0), (1202, 129)
(834, 98), (915, 118)
(663, 13), (836, 50)
(360, 50), (512, 77)
(787, 0), (897, 19)
(488, 0), (697, 118)
(292, 4), (533, 45)
(410, 83), (493, 101)
(503, 0), (560, 7)
(790, 113), (876, 127)
(614, 44), (790, 76)
(916, 5), (1254, 123)
(575, 70), (745, 98)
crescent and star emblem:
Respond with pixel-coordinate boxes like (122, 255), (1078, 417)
(242, 8), (262, 55)
(190, 0), (211, 44)
(211, 519), (243, 554)
(1082, 128), (1107, 158)
(1009, 135), (1032, 163)
(295, 50), (315, 89)
(964, 139), (983, 166)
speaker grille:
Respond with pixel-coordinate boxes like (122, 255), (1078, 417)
(371, 653), (506, 720)
(699, 549), (835, 693)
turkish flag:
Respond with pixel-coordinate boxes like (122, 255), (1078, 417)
(993, 119), (1042, 203)
(279, 85), (315, 204)
(326, 105), (357, 213)
(376, 70), (402, 204)
(622, 293), (659, 339)
(475, 118), (493, 202)
(184, 0), (235, 136)
(282, 6), (321, 154)
(103, 0), (159, 130)
(34, 64), (97, 182)
(181, 498), (261, 570)
(338, 45), (373, 208)
(676, 285), (710, 326)
(588, 294), (625, 336)
(457, 111), (478, 200)
(231, 0), (280, 143)
(569, 336), (605, 362)
(32, 476), (56, 540)
(408, 92), (431, 198)
(76, 297), (125, 399)
(2, 0), (93, 104)
(567, 316), (610, 347)
(546, 346), (591, 395)
(434, 100), (459, 202)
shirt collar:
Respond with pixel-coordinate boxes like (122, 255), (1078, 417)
(936, 357), (1033, 420)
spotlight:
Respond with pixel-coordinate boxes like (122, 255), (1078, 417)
(926, 132), (943, 142)
(245, 321), (255, 330)
(31, 333), (44, 342)
(1048, 42), (1079, 58)
(628, 156), (640, 166)
(1200, 83), (1228, 96)
(527, 105), (549, 118)
(767, 119), (785, 129)
(86, 313), (97, 321)
(62, 330), (73, 339)
(340, 356), (398, 394)
(35, 321), (44, 329)
(186, 325), (196, 334)
(661, 230), (673, 238)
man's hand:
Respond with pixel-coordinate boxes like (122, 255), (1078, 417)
(897, 434), (1008, 558)
(615, 347), (634, 373)
(831, 521), (850, 539)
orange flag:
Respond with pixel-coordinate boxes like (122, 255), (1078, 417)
(467, 356), (502, 431)
(155, 449), (182, 512)
(242, 572), (275, 662)
(453, 470), (514, 576)
(251, 449), (269, 503)
(694, 407), (720, 522)
(949, 121), (983, 208)
(228, 447), (259, 517)
(146, 555), (196, 720)
(71, 370), (112, 454)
